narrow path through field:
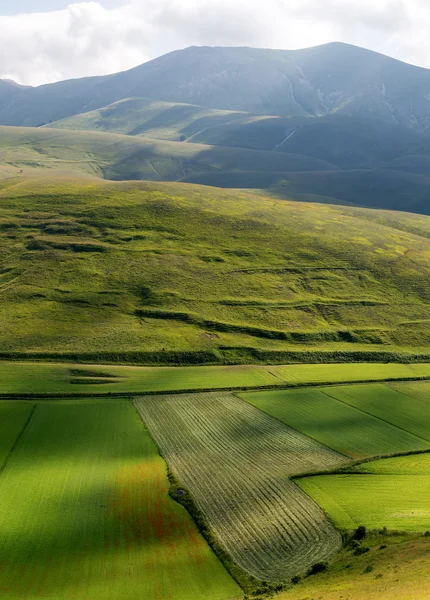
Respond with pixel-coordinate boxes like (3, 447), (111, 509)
(135, 392), (348, 581)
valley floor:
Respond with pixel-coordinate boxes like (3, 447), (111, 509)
(0, 363), (430, 599)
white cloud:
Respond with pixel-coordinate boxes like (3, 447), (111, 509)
(1, 0), (430, 86)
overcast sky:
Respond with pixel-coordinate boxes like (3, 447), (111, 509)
(1, 0), (430, 86)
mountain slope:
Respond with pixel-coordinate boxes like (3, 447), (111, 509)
(0, 177), (429, 363)
(0, 125), (340, 181)
(47, 97), (247, 141)
(51, 101), (428, 170)
(3, 126), (430, 215)
(4, 43), (430, 128)
(184, 169), (430, 215)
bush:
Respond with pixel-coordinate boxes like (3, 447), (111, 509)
(307, 562), (328, 576)
(354, 545), (370, 556)
(352, 525), (367, 541)
(291, 575), (301, 584)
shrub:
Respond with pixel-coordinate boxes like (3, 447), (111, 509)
(352, 525), (367, 541)
(354, 545), (370, 556)
(307, 562), (328, 576)
(363, 565), (373, 574)
(291, 575), (301, 584)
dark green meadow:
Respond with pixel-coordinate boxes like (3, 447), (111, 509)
(0, 177), (429, 363)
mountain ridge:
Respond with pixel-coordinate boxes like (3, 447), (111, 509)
(3, 42), (430, 128)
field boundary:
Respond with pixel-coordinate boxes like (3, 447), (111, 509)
(291, 448), (430, 481)
(0, 350), (429, 366)
(131, 401), (275, 596)
(0, 375), (429, 400)
(322, 388), (430, 445)
(0, 404), (36, 475)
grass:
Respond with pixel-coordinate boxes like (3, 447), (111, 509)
(0, 362), (430, 396)
(0, 177), (429, 362)
(47, 97), (249, 141)
(134, 392), (347, 583)
(240, 386), (428, 459)
(277, 531), (430, 600)
(0, 399), (240, 600)
(298, 453), (430, 532)
(0, 401), (34, 465)
(0, 125), (334, 182)
(326, 383), (430, 442)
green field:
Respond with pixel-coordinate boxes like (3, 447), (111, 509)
(298, 453), (430, 532)
(0, 361), (430, 396)
(0, 177), (429, 362)
(326, 383), (430, 441)
(241, 387), (428, 459)
(0, 400), (239, 600)
(135, 392), (347, 582)
(0, 401), (34, 464)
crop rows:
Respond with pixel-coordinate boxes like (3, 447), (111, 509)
(135, 392), (348, 581)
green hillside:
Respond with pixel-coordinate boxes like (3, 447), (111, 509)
(0, 177), (429, 363)
(47, 97), (247, 141)
(184, 169), (430, 215)
(0, 125), (339, 182)
(49, 101), (429, 172)
(4, 125), (430, 214)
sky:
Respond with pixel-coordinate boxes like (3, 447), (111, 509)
(1, 0), (430, 86)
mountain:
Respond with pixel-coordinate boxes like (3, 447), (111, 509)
(1, 42), (430, 216)
(3, 43), (430, 129)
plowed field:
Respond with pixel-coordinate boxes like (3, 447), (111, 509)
(135, 392), (348, 581)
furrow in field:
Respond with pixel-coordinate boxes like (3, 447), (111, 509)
(134, 392), (348, 581)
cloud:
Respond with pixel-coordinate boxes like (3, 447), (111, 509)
(0, 0), (429, 86)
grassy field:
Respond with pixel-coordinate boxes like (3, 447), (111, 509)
(0, 177), (429, 362)
(326, 384), (430, 442)
(278, 531), (430, 600)
(0, 401), (34, 464)
(390, 380), (430, 401)
(0, 400), (239, 600)
(135, 392), (347, 582)
(298, 453), (430, 533)
(241, 387), (428, 459)
(0, 362), (430, 396)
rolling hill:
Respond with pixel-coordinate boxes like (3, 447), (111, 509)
(49, 101), (428, 171)
(0, 176), (429, 363)
(2, 125), (430, 215)
(0, 125), (339, 181)
(47, 97), (248, 141)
